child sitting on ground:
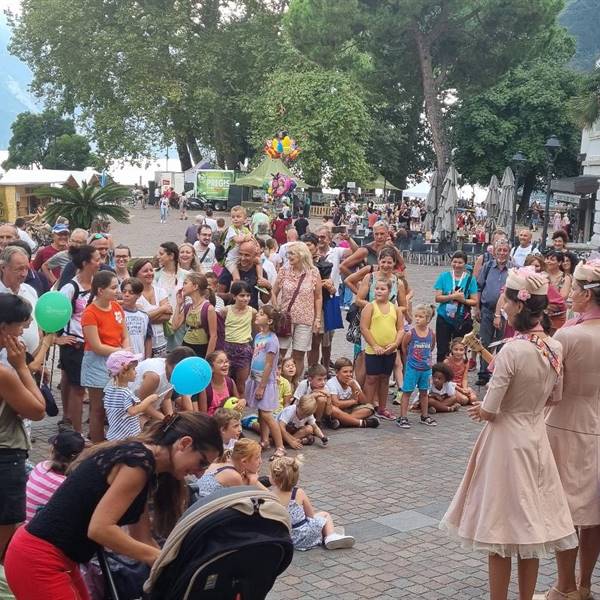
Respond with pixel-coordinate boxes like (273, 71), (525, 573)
(195, 439), (267, 498)
(427, 363), (461, 413)
(270, 455), (355, 551)
(213, 407), (242, 453)
(396, 304), (437, 429)
(294, 364), (337, 429)
(325, 357), (380, 428)
(444, 338), (477, 405)
(277, 395), (328, 449)
(25, 429), (86, 523)
(104, 350), (160, 439)
(198, 350), (244, 415)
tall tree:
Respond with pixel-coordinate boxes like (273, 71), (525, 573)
(452, 36), (583, 212)
(3, 109), (93, 170)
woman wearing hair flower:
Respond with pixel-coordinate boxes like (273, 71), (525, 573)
(440, 266), (576, 600)
(545, 256), (600, 600)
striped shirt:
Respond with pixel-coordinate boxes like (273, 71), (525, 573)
(103, 384), (142, 441)
(25, 461), (66, 523)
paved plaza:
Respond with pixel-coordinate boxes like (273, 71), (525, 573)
(29, 208), (600, 599)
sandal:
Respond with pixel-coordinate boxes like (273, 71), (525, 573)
(269, 447), (286, 461)
(259, 440), (270, 451)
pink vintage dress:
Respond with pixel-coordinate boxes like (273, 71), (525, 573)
(546, 320), (600, 527)
(440, 337), (577, 558)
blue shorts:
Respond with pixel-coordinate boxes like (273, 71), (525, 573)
(402, 366), (431, 393)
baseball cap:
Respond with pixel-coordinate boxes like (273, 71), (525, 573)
(48, 430), (86, 457)
(52, 223), (70, 234)
(106, 350), (142, 376)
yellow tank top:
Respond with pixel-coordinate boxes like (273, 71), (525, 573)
(183, 302), (209, 345)
(224, 307), (254, 343)
(365, 301), (397, 355)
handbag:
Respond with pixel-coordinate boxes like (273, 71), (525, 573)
(452, 271), (474, 337)
(323, 294), (343, 332)
(275, 272), (306, 337)
(40, 382), (59, 417)
(345, 304), (362, 344)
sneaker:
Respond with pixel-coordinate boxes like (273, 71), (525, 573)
(324, 532), (355, 550)
(363, 416), (380, 428)
(396, 416), (411, 429)
(325, 417), (341, 430)
(420, 415), (437, 427)
(377, 408), (395, 421)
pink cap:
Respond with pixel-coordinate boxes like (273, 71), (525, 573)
(106, 350), (143, 376)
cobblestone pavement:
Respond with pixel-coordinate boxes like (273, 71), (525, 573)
(29, 208), (600, 599)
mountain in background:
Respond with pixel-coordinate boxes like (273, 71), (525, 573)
(560, 0), (600, 71)
(0, 13), (39, 149)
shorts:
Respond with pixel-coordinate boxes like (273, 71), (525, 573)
(81, 351), (109, 389)
(224, 341), (253, 371)
(0, 450), (27, 525)
(278, 323), (312, 353)
(343, 402), (375, 415)
(365, 353), (395, 376)
(241, 415), (258, 429)
(182, 340), (208, 358)
(58, 343), (84, 386)
(402, 366), (432, 393)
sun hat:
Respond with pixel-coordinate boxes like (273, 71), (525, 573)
(106, 350), (143, 377)
(573, 255), (600, 286)
(505, 265), (549, 300)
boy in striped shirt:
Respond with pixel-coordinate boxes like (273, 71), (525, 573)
(103, 350), (159, 441)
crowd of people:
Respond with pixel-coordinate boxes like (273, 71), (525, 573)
(0, 202), (597, 600)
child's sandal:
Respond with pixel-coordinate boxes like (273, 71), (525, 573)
(269, 447), (286, 461)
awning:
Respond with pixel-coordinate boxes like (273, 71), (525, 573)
(551, 175), (599, 196)
(233, 157), (311, 189)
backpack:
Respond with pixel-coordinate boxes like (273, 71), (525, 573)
(199, 301), (225, 351)
(206, 376), (236, 412)
(61, 279), (90, 339)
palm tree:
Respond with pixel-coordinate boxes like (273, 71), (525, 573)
(571, 68), (600, 129)
(35, 180), (130, 229)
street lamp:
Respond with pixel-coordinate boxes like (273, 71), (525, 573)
(510, 151), (527, 245)
(541, 135), (562, 251)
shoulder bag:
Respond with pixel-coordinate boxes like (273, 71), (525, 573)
(275, 272), (306, 337)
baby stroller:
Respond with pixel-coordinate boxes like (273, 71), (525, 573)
(138, 486), (293, 600)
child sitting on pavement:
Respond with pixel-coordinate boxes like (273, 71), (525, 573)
(325, 357), (380, 428)
(443, 338), (477, 405)
(270, 455), (355, 551)
(213, 407), (242, 453)
(293, 364), (338, 429)
(277, 394), (328, 449)
(427, 363), (461, 413)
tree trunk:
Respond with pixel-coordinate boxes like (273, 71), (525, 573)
(176, 137), (192, 172)
(518, 169), (536, 218)
(186, 131), (202, 165)
(413, 27), (451, 196)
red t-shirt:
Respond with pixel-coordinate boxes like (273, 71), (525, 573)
(81, 301), (125, 351)
(32, 245), (60, 278)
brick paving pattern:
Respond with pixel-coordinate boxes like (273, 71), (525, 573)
(28, 208), (600, 599)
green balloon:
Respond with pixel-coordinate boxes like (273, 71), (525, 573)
(34, 291), (73, 333)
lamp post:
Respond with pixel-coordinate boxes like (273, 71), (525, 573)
(509, 151), (527, 245)
(541, 135), (562, 251)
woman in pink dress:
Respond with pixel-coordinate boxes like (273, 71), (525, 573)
(545, 257), (600, 600)
(440, 267), (577, 600)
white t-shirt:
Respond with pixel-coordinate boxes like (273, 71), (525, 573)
(325, 376), (360, 400)
(136, 285), (168, 352)
(322, 247), (347, 291)
(17, 228), (37, 252)
(510, 244), (540, 268)
(0, 280), (39, 354)
(429, 380), (456, 397)
(59, 276), (90, 340)
(193, 241), (217, 273)
(204, 217), (218, 232)
(261, 255), (277, 285)
(277, 404), (316, 428)
(278, 242), (293, 267)
(129, 357), (171, 410)
(293, 379), (317, 401)
(410, 206), (420, 219)
(123, 308), (151, 356)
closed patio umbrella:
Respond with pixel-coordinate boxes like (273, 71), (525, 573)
(484, 174), (500, 235)
(497, 167), (515, 230)
(423, 170), (438, 233)
(435, 165), (459, 241)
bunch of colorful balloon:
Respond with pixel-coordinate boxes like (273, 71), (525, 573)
(264, 131), (301, 161)
(268, 173), (297, 198)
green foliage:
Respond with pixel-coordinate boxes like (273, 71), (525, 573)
(569, 68), (600, 129)
(250, 68), (373, 187)
(37, 181), (130, 230)
(3, 109), (93, 170)
(452, 49), (583, 200)
(560, 0), (600, 72)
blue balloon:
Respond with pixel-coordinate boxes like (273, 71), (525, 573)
(170, 357), (212, 396)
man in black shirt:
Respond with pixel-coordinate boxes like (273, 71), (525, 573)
(294, 215), (310, 237)
(217, 240), (272, 309)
